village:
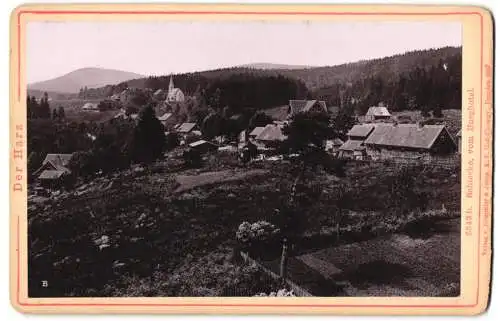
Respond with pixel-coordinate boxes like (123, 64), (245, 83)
(31, 76), (461, 191)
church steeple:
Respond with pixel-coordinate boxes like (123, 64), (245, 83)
(169, 76), (174, 91)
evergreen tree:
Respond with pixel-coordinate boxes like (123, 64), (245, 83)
(39, 92), (51, 119)
(130, 104), (165, 163)
(52, 108), (58, 120)
(57, 106), (65, 120)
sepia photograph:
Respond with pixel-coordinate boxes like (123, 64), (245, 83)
(24, 17), (465, 299)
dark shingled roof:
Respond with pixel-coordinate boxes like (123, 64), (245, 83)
(289, 100), (327, 114)
(363, 124), (454, 150)
(347, 124), (376, 138)
(260, 105), (289, 121)
(42, 154), (73, 170)
(255, 124), (287, 142)
(38, 170), (67, 180)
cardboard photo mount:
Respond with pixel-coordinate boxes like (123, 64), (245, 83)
(9, 3), (493, 315)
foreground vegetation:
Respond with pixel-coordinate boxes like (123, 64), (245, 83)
(28, 153), (460, 297)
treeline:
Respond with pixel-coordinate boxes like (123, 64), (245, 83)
(28, 92), (67, 121)
(314, 54), (462, 115)
(87, 46), (461, 97)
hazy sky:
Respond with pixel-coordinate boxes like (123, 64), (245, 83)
(26, 20), (461, 83)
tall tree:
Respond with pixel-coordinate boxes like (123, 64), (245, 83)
(57, 106), (66, 121)
(130, 104), (165, 163)
(277, 111), (343, 282)
(39, 92), (51, 119)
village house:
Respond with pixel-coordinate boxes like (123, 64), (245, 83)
(175, 122), (201, 144)
(176, 122), (199, 135)
(363, 123), (457, 162)
(362, 105), (392, 122)
(338, 124), (375, 160)
(81, 102), (99, 111)
(254, 123), (287, 152)
(158, 112), (173, 128)
(288, 100), (328, 118)
(153, 89), (167, 101)
(33, 153), (74, 189)
(188, 140), (218, 154)
(166, 76), (185, 103)
(249, 126), (266, 140)
(325, 138), (344, 156)
(259, 105), (290, 123)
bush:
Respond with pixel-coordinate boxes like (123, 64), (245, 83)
(236, 221), (280, 244)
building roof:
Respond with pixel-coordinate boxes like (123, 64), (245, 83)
(325, 138), (344, 149)
(363, 124), (453, 150)
(82, 102), (99, 110)
(154, 89), (165, 96)
(289, 100), (328, 114)
(158, 112), (172, 121)
(249, 126), (266, 137)
(260, 105), (290, 121)
(177, 122), (197, 133)
(255, 124), (287, 142)
(339, 140), (365, 151)
(366, 106), (391, 117)
(42, 154), (73, 168)
(38, 170), (67, 180)
(189, 140), (217, 148)
(347, 124), (376, 138)
(230, 114), (244, 121)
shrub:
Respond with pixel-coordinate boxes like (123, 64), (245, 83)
(236, 221), (280, 246)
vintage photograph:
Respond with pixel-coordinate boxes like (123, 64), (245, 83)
(26, 19), (463, 298)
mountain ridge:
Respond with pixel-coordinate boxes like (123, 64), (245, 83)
(28, 67), (144, 94)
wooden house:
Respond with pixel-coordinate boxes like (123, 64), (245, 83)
(338, 124), (375, 160)
(288, 100), (328, 118)
(33, 153), (74, 189)
(363, 106), (391, 122)
(363, 123), (457, 162)
(255, 124), (287, 150)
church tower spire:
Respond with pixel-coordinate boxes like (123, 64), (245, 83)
(169, 76), (174, 92)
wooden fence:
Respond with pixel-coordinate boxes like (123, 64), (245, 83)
(240, 251), (313, 297)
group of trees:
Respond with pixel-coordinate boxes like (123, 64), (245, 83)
(314, 54), (461, 117)
(27, 93), (51, 119)
(69, 104), (166, 178)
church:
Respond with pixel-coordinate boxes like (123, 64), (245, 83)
(166, 76), (185, 103)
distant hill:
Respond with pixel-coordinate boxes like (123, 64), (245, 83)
(238, 62), (314, 70)
(28, 67), (144, 94)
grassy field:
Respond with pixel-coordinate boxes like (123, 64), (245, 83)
(28, 151), (461, 297)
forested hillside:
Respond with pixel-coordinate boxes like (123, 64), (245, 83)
(69, 46), (461, 120)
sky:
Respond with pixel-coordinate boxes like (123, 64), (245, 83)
(26, 20), (462, 83)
